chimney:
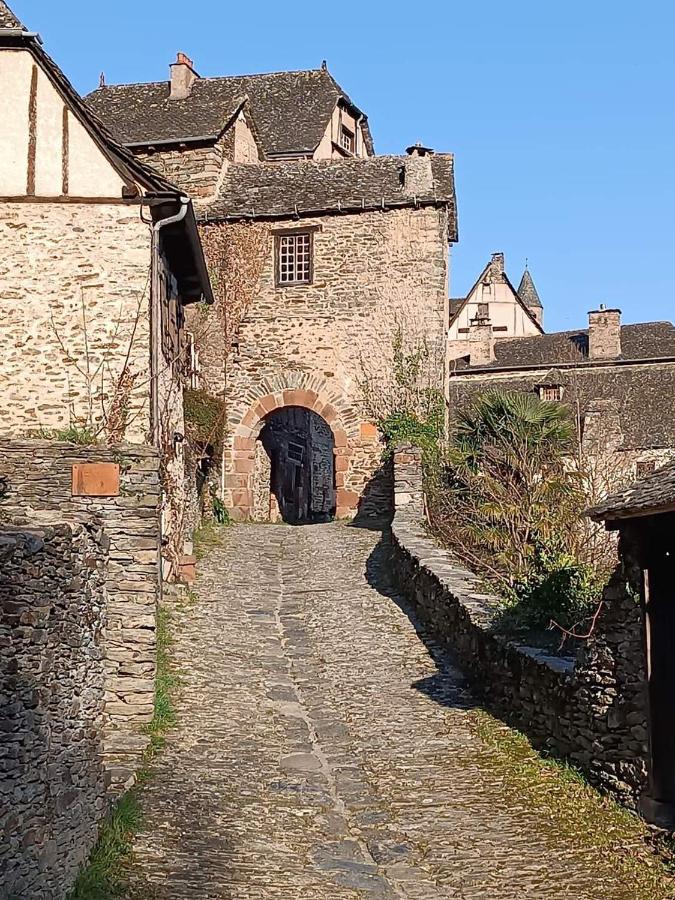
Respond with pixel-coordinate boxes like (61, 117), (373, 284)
(588, 305), (622, 360)
(489, 252), (505, 278)
(170, 52), (198, 100)
(403, 143), (434, 196)
(468, 316), (495, 366)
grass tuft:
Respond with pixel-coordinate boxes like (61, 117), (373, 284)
(471, 709), (675, 900)
(193, 520), (228, 560)
(68, 603), (180, 898)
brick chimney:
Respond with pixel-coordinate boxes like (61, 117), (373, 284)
(468, 316), (495, 366)
(403, 143), (434, 196)
(170, 52), (198, 100)
(588, 306), (622, 360)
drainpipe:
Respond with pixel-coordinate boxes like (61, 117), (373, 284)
(149, 196), (190, 446)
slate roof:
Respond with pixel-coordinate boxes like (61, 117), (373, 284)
(517, 268), (542, 309)
(0, 0), (23, 29)
(200, 154), (458, 234)
(588, 461), (675, 521)
(448, 364), (675, 451)
(86, 68), (374, 158)
(461, 322), (675, 370)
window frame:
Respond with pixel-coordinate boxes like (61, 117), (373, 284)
(340, 125), (355, 154)
(274, 228), (314, 287)
(539, 385), (564, 402)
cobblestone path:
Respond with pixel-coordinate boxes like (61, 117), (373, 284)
(127, 524), (648, 899)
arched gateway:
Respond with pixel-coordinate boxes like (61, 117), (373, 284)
(223, 385), (380, 522)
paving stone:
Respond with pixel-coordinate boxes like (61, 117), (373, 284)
(125, 523), (649, 899)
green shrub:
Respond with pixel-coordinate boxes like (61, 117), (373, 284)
(183, 389), (226, 454)
(502, 539), (603, 630)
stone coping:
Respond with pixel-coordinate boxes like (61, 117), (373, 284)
(391, 507), (575, 677)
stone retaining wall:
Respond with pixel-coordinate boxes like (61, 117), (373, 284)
(0, 439), (161, 791)
(391, 445), (649, 806)
(0, 524), (108, 899)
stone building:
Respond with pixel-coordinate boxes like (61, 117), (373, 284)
(448, 252), (543, 363)
(89, 61), (458, 522)
(0, 3), (213, 563)
(448, 307), (675, 486)
(86, 54), (374, 198)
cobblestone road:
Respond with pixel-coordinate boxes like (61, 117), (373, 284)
(127, 524), (652, 899)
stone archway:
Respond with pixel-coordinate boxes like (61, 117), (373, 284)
(225, 386), (358, 521)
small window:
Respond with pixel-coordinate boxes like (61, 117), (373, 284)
(276, 232), (313, 286)
(340, 125), (355, 153)
(539, 385), (564, 402)
(636, 460), (656, 479)
(477, 303), (489, 319)
(287, 441), (304, 464)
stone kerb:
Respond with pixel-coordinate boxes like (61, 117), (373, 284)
(0, 523), (109, 899)
(227, 381), (373, 520)
(389, 447), (649, 808)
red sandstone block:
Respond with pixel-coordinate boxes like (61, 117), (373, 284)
(333, 429), (348, 448)
(234, 457), (255, 473)
(229, 507), (249, 522)
(360, 422), (379, 442)
(257, 394), (278, 415)
(241, 409), (259, 429)
(225, 473), (249, 489)
(335, 456), (349, 472)
(321, 404), (338, 424)
(233, 436), (254, 451)
(335, 473), (345, 488)
(337, 489), (359, 508)
(231, 490), (252, 508)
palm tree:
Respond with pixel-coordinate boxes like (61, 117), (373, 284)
(436, 391), (583, 580)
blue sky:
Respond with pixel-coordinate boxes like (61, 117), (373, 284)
(13, 0), (674, 332)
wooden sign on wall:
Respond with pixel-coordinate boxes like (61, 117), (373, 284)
(71, 463), (120, 497)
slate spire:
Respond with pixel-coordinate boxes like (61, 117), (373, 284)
(517, 266), (543, 309)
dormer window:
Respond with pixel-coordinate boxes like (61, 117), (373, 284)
(340, 125), (355, 154)
(539, 385), (564, 402)
(276, 231), (313, 286)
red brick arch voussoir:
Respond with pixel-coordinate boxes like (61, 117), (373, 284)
(228, 388), (356, 521)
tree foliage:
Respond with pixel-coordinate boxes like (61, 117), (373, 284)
(429, 390), (605, 630)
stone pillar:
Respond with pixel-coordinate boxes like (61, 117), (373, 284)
(393, 443), (424, 518)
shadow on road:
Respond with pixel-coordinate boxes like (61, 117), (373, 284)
(363, 529), (476, 713)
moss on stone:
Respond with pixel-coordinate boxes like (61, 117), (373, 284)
(183, 389), (226, 454)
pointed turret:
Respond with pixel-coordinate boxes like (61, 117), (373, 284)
(517, 266), (543, 327)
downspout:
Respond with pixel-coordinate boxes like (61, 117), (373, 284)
(149, 196), (190, 446)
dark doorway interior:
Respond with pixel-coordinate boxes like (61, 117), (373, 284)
(642, 512), (675, 819)
(259, 406), (336, 524)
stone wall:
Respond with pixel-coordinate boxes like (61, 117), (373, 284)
(390, 445), (649, 806)
(0, 202), (152, 442)
(139, 141), (226, 200)
(206, 205), (448, 521)
(0, 523), (109, 899)
(0, 439), (161, 791)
